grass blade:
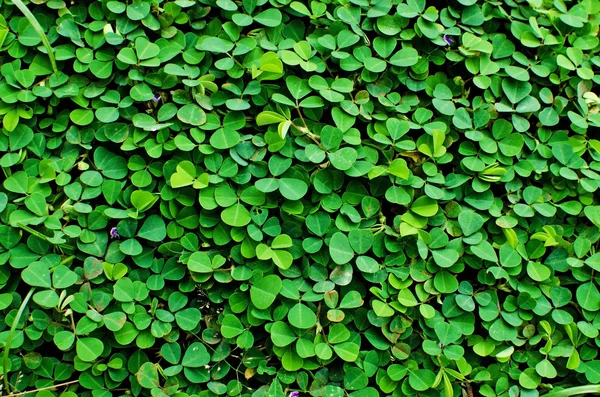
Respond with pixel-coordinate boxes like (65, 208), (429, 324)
(542, 386), (600, 397)
(2, 287), (35, 393)
(10, 0), (57, 73)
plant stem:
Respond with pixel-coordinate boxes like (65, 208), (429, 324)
(58, 255), (76, 267)
(6, 380), (80, 397)
(3, 288), (35, 393)
(291, 120), (325, 151)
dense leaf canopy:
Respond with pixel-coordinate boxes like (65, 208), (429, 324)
(0, 0), (600, 397)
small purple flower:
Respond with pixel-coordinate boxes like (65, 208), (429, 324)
(110, 227), (119, 239)
(289, 392), (299, 397)
(152, 93), (161, 103)
(443, 34), (454, 46)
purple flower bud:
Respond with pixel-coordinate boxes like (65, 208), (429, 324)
(443, 35), (454, 46)
(152, 93), (161, 103)
(110, 227), (119, 239)
(289, 392), (299, 397)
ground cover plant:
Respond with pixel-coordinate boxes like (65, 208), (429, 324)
(0, 0), (600, 396)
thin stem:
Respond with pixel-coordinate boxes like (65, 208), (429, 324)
(6, 379), (80, 397)
(3, 288), (36, 393)
(16, 224), (75, 251)
(11, 0), (57, 73)
(291, 120), (325, 151)
(226, 52), (245, 69)
(296, 106), (309, 131)
(58, 255), (76, 267)
(295, 107), (327, 149)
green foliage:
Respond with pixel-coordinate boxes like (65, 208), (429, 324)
(0, 0), (600, 397)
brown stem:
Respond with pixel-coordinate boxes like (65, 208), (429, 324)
(6, 380), (80, 397)
(291, 119), (325, 151)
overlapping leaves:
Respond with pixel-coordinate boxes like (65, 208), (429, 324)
(0, 0), (599, 397)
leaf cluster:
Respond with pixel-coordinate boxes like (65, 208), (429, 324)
(0, 0), (600, 397)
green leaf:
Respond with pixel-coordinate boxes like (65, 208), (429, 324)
(340, 291), (364, 308)
(131, 190), (157, 212)
(250, 275), (282, 309)
(411, 196), (438, 217)
(113, 277), (135, 302)
(329, 147), (358, 171)
(434, 270), (458, 293)
(138, 215), (166, 242)
(288, 303), (316, 329)
(127, 2), (150, 20)
(364, 57), (386, 73)
(397, 289), (419, 307)
(552, 143), (574, 165)
(22, 262), (51, 288)
(221, 204), (251, 227)
(279, 178), (308, 200)
(286, 76), (311, 100)
(373, 300), (394, 317)
(356, 255), (379, 273)
(577, 282), (600, 311)
(221, 314), (244, 338)
(54, 331), (75, 350)
(70, 109), (94, 126)
(519, 368), (541, 389)
(188, 252), (212, 273)
(135, 37), (160, 60)
(458, 210), (484, 236)
(271, 321), (297, 347)
(9, 125), (33, 150)
(3, 171), (29, 194)
(585, 361), (600, 383)
(584, 206), (600, 228)
(389, 48), (419, 67)
(452, 108), (472, 130)
(254, 8), (282, 27)
(470, 240), (497, 262)
(388, 159), (409, 179)
(103, 312), (126, 332)
(267, 245), (289, 265)
(130, 83), (154, 101)
(461, 4), (483, 25)
(119, 238), (143, 256)
(137, 362), (160, 388)
(489, 318), (517, 341)
(435, 322), (461, 345)
(210, 128), (240, 149)
(89, 60), (113, 79)
(329, 232), (354, 265)
(527, 262), (551, 282)
(536, 359), (557, 379)
(117, 47), (138, 64)
(502, 79), (531, 104)
(175, 308), (201, 331)
(409, 369), (436, 391)
(178, 104), (206, 126)
(181, 342), (210, 367)
(76, 337), (104, 362)
(333, 342), (359, 361)
(432, 249), (459, 268)
(498, 134), (524, 156)
(171, 161), (197, 188)
(52, 265), (78, 289)
(257, 111), (287, 125)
